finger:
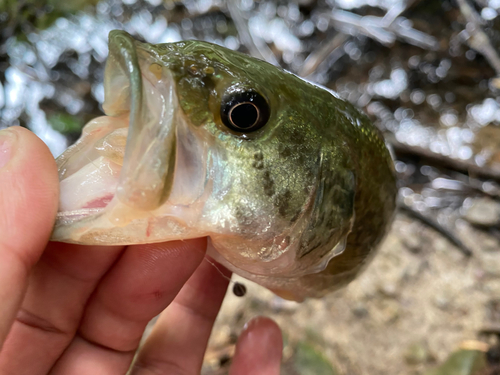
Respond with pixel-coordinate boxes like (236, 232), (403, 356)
(0, 243), (124, 375)
(229, 317), (283, 375)
(50, 238), (207, 374)
(0, 127), (58, 346)
(130, 257), (231, 375)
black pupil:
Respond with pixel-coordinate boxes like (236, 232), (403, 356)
(230, 102), (258, 129)
(220, 90), (269, 133)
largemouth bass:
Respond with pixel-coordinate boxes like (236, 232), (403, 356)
(51, 30), (397, 301)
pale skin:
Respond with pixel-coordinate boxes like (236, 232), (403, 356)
(0, 126), (283, 375)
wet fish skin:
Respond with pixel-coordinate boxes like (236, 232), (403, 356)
(52, 31), (397, 300)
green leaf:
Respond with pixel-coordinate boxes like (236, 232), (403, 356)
(294, 341), (339, 375)
(425, 349), (487, 375)
(48, 112), (83, 134)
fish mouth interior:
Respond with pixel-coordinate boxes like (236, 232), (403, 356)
(57, 31), (181, 221)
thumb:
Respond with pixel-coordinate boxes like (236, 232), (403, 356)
(0, 127), (59, 346)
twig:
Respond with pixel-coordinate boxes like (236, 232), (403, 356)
(388, 18), (440, 50)
(300, 1), (435, 78)
(329, 8), (438, 50)
(226, 0), (280, 66)
(387, 133), (500, 183)
(330, 10), (396, 46)
(456, 0), (500, 76)
(399, 203), (473, 257)
(299, 33), (348, 77)
(431, 176), (500, 200)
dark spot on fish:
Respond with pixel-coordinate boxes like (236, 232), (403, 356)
(201, 75), (215, 90)
(262, 170), (274, 196)
(252, 160), (264, 169)
(234, 206), (243, 218)
(254, 151), (264, 160)
(288, 128), (301, 140)
(273, 190), (292, 217)
(291, 209), (302, 223)
(326, 215), (335, 228)
(253, 151), (264, 169)
(234, 205), (253, 226)
(298, 242), (322, 258)
(279, 146), (292, 158)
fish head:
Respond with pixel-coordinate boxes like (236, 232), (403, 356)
(52, 30), (390, 300)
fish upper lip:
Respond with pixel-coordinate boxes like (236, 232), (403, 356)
(103, 30), (143, 117)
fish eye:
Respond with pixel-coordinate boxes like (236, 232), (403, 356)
(220, 91), (270, 133)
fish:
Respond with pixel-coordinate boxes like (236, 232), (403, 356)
(51, 30), (397, 301)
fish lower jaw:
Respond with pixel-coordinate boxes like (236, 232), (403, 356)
(53, 198), (207, 245)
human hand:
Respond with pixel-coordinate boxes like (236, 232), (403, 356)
(0, 127), (283, 374)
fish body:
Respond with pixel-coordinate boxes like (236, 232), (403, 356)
(52, 30), (397, 301)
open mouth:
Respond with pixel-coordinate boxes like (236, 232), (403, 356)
(56, 31), (180, 222)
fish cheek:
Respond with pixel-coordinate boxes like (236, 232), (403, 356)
(228, 151), (280, 235)
(298, 153), (356, 261)
(252, 149), (310, 225)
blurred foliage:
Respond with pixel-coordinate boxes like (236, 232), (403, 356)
(425, 350), (487, 375)
(0, 0), (99, 39)
(47, 112), (83, 134)
(293, 341), (339, 375)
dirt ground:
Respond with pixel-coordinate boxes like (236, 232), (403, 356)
(202, 213), (500, 375)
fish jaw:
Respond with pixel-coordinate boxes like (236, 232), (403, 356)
(52, 32), (210, 244)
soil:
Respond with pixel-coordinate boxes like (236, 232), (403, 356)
(203, 214), (500, 375)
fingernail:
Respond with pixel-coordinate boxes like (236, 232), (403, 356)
(0, 129), (16, 170)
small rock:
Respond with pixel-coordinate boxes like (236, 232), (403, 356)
(351, 302), (369, 318)
(379, 282), (399, 298)
(381, 301), (401, 323)
(433, 290), (453, 311)
(402, 230), (424, 253)
(464, 198), (500, 227)
(400, 261), (426, 282)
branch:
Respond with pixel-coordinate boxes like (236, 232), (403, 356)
(387, 133), (500, 183)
